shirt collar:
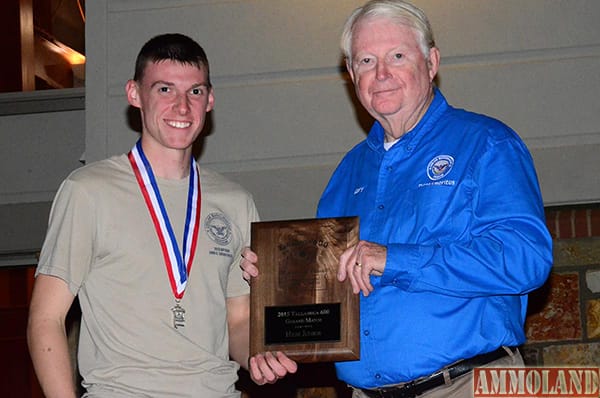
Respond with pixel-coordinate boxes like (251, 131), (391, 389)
(366, 87), (449, 152)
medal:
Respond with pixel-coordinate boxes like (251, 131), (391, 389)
(129, 140), (201, 329)
(171, 300), (186, 329)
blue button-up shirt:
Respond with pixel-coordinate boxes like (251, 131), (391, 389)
(317, 89), (552, 389)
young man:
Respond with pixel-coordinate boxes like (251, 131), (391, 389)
(242, 1), (553, 397)
(28, 33), (296, 398)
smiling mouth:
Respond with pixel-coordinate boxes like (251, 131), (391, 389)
(165, 120), (192, 129)
(373, 87), (398, 96)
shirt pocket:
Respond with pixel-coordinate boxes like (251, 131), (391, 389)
(399, 183), (469, 244)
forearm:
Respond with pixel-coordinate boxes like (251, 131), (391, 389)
(229, 321), (250, 370)
(227, 295), (250, 370)
(27, 316), (78, 398)
(382, 219), (552, 297)
(27, 274), (78, 398)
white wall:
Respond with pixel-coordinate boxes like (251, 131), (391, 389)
(85, 0), (600, 219)
(0, 90), (85, 252)
(2, 0), (600, 251)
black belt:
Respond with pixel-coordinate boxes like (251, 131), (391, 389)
(361, 346), (516, 398)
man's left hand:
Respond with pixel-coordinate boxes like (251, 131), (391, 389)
(248, 351), (298, 385)
(338, 240), (386, 296)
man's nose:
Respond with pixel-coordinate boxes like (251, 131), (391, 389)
(174, 94), (191, 114)
(376, 61), (391, 80)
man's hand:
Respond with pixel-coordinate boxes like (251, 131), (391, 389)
(248, 351), (298, 385)
(338, 240), (386, 296)
(240, 247), (259, 281)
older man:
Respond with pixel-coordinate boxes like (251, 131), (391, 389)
(243, 1), (552, 397)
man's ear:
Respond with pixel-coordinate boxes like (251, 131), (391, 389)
(125, 80), (141, 108)
(346, 58), (356, 84)
(206, 88), (215, 112)
(427, 47), (440, 82)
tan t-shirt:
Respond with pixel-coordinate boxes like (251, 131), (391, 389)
(37, 154), (258, 397)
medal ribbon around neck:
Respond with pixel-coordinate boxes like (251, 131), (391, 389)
(128, 140), (201, 299)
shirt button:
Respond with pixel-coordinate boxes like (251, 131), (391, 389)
(375, 374), (382, 380)
(378, 205), (384, 210)
(386, 166), (392, 171)
(363, 330), (370, 336)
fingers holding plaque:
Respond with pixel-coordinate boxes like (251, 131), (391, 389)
(249, 217), (360, 363)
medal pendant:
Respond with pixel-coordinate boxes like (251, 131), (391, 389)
(129, 143), (200, 332)
(171, 301), (186, 329)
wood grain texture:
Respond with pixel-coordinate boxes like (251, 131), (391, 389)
(250, 217), (359, 363)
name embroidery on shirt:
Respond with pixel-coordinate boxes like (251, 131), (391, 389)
(205, 212), (234, 259)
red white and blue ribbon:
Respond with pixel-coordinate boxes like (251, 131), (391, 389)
(128, 140), (201, 299)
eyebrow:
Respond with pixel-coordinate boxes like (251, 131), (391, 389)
(149, 81), (210, 90)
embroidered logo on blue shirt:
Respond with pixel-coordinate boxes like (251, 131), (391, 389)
(353, 186), (365, 195)
(427, 155), (454, 181)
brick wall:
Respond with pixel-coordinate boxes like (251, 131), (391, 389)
(522, 205), (600, 366)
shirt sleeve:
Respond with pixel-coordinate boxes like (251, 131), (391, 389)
(226, 193), (260, 298)
(381, 134), (553, 297)
(36, 178), (95, 296)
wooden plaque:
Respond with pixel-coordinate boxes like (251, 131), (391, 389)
(249, 217), (360, 363)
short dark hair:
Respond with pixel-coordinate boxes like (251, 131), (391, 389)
(133, 33), (211, 87)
